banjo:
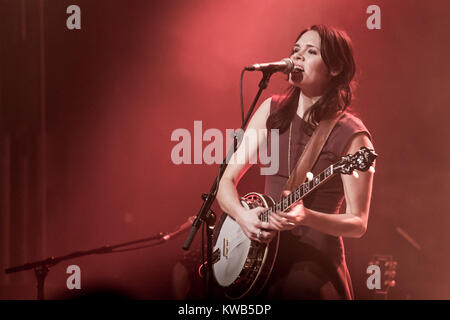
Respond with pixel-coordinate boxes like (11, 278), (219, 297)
(212, 146), (377, 299)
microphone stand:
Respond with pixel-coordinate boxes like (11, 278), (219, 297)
(4, 216), (195, 300)
(182, 70), (274, 299)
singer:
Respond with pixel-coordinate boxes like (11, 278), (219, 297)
(216, 25), (375, 299)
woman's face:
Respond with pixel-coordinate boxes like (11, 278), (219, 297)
(289, 30), (333, 96)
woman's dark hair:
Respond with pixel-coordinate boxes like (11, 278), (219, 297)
(266, 24), (356, 132)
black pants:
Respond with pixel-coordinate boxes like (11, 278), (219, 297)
(258, 231), (350, 300)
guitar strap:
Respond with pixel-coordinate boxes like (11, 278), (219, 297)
(283, 111), (344, 192)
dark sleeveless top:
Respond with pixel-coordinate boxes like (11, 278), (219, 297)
(261, 95), (372, 300)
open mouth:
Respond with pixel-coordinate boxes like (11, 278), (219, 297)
(292, 66), (304, 73)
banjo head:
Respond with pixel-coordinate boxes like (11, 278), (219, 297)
(212, 192), (279, 298)
(212, 201), (252, 287)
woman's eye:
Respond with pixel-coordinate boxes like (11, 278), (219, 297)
(308, 50), (317, 55)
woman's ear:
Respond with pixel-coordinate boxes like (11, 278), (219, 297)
(330, 66), (342, 77)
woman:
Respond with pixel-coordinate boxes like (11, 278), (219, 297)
(216, 25), (375, 299)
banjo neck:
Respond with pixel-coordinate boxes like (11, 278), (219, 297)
(259, 145), (378, 222)
(259, 164), (336, 223)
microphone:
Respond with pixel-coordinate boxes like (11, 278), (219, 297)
(163, 216), (196, 241)
(245, 58), (296, 74)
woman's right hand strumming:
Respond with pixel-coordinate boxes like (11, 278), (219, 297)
(234, 206), (275, 244)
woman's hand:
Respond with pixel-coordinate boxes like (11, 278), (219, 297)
(270, 190), (308, 230)
(235, 206), (277, 244)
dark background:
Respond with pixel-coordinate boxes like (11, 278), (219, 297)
(1, 0), (449, 299)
